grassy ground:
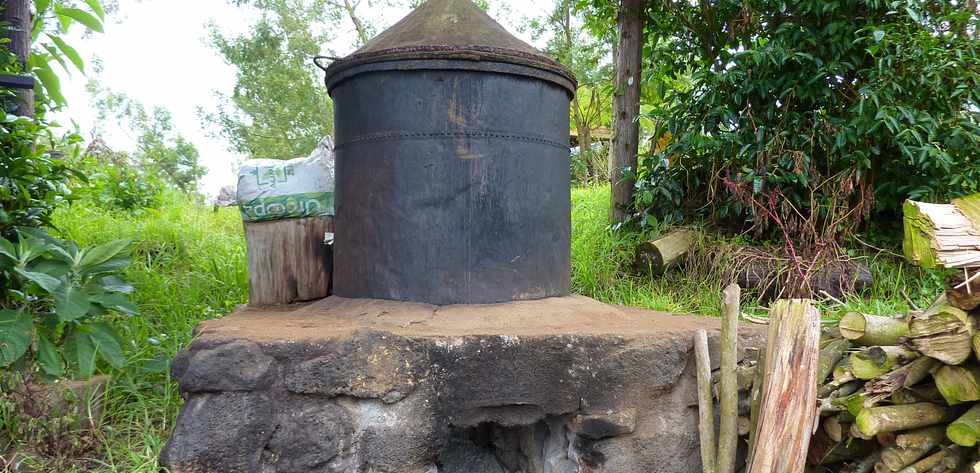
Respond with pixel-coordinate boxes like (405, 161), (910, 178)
(44, 191), (248, 472)
(9, 186), (944, 471)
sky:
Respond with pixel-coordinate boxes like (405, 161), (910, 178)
(52, 0), (552, 197)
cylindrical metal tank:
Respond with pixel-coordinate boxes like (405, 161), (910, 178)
(321, 0), (576, 305)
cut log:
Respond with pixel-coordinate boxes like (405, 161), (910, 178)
(747, 299), (821, 473)
(947, 270), (980, 311)
(851, 452), (882, 473)
(839, 313), (909, 346)
(694, 329), (716, 473)
(896, 449), (946, 473)
(819, 338), (852, 383)
(245, 216), (333, 306)
(823, 416), (846, 443)
(907, 303), (974, 365)
(934, 365), (980, 405)
(633, 229), (693, 274)
(853, 403), (955, 438)
(716, 284), (740, 473)
(849, 346), (919, 380)
(948, 402), (980, 447)
(865, 357), (941, 395)
(736, 259), (873, 301)
(880, 426), (945, 470)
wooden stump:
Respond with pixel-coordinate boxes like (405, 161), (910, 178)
(245, 215), (333, 306)
(746, 299), (822, 473)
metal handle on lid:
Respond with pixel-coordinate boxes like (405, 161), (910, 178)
(313, 55), (339, 72)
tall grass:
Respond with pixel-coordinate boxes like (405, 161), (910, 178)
(48, 191), (248, 472)
(24, 186), (942, 471)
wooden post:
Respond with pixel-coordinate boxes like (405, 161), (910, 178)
(610, 0), (643, 223)
(746, 299), (821, 473)
(694, 329), (716, 473)
(716, 284), (740, 473)
(1, 0), (34, 117)
(244, 216), (333, 306)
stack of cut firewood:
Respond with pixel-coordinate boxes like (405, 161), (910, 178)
(904, 194), (980, 269)
(805, 293), (980, 472)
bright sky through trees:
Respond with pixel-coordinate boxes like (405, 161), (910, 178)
(53, 0), (549, 195)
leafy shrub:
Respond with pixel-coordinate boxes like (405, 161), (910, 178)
(0, 113), (79, 239)
(0, 228), (136, 380)
(68, 143), (165, 211)
(633, 0), (980, 243)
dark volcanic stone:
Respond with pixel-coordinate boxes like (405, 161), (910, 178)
(173, 339), (277, 392)
(283, 329), (426, 403)
(260, 397), (354, 472)
(160, 391), (274, 472)
(161, 296), (766, 473)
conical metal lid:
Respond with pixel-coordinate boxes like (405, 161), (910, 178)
(320, 0), (575, 94)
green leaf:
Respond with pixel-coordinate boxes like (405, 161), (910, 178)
(55, 6), (104, 33)
(84, 0), (105, 20)
(80, 257), (131, 277)
(0, 310), (32, 367)
(14, 267), (62, 293)
(28, 259), (71, 278)
(86, 322), (125, 369)
(68, 329), (97, 378)
(35, 60), (67, 106)
(79, 240), (129, 270)
(0, 237), (15, 260)
(35, 0), (53, 15)
(37, 333), (64, 378)
(54, 284), (91, 322)
(99, 275), (134, 293)
(89, 291), (138, 316)
(49, 35), (85, 73)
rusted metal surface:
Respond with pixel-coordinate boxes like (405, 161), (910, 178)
(321, 0), (574, 305)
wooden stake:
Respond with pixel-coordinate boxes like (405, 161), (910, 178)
(746, 299), (821, 473)
(694, 329), (716, 473)
(746, 346), (765, 466)
(716, 284), (740, 473)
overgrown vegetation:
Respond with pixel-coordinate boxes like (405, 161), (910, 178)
(628, 0), (979, 243)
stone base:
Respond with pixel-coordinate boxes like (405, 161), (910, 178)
(160, 295), (764, 473)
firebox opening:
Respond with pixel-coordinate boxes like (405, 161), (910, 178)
(436, 416), (599, 473)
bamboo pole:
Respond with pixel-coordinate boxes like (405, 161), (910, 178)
(694, 329), (716, 473)
(716, 284), (740, 473)
(746, 299), (821, 473)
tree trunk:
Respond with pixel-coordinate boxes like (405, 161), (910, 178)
(746, 299), (821, 473)
(245, 216), (333, 306)
(610, 0), (643, 223)
(2, 0), (34, 117)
